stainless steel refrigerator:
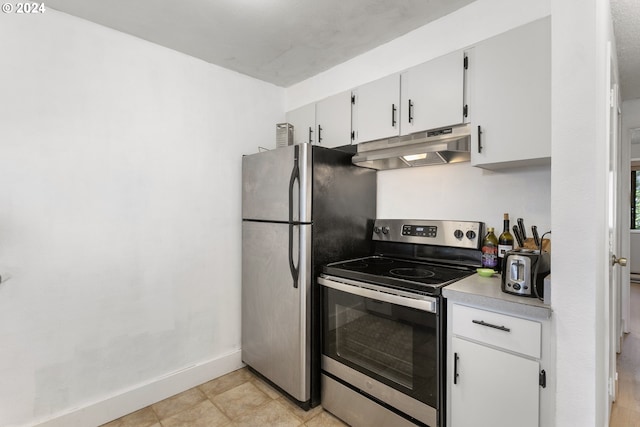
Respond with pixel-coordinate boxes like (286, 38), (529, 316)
(242, 143), (376, 408)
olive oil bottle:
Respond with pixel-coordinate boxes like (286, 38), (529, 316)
(481, 227), (499, 270)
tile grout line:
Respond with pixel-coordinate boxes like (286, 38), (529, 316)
(101, 367), (346, 427)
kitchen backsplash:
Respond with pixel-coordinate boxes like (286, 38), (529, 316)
(377, 161), (551, 234)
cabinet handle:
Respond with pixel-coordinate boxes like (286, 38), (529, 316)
(318, 125), (323, 143)
(391, 104), (397, 127)
(308, 126), (313, 144)
(454, 352), (459, 385)
(408, 99), (414, 124)
(472, 319), (510, 332)
(477, 125), (483, 153)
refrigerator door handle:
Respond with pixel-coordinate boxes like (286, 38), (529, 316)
(288, 224), (299, 288)
(288, 145), (300, 288)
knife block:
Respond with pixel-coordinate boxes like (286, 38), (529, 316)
(521, 238), (551, 253)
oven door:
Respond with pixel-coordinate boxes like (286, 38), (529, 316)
(319, 275), (440, 426)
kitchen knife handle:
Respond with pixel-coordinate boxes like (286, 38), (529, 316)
(477, 125), (483, 153)
(532, 225), (541, 247)
(517, 218), (527, 239)
(513, 225), (524, 247)
(392, 104), (397, 127)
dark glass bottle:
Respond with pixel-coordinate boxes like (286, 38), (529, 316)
(498, 213), (514, 272)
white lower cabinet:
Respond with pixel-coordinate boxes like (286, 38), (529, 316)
(448, 304), (542, 427)
(450, 337), (539, 427)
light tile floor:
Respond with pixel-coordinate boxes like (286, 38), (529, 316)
(99, 282), (640, 427)
(101, 367), (348, 427)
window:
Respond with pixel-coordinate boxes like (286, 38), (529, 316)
(632, 161), (640, 229)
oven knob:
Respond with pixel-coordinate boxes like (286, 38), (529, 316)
(374, 226), (381, 234)
(454, 229), (464, 239)
(466, 230), (476, 240)
(382, 226), (390, 234)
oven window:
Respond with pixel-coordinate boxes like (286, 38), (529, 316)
(323, 286), (438, 407)
(336, 303), (414, 388)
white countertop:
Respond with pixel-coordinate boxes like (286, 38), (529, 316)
(443, 273), (552, 320)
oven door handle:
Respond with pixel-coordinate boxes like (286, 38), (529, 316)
(318, 276), (437, 313)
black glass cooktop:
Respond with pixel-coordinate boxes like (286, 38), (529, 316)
(323, 256), (475, 295)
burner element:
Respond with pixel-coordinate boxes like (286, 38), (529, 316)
(390, 268), (436, 279)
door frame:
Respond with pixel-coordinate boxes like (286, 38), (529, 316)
(623, 129), (640, 339)
(605, 41), (623, 418)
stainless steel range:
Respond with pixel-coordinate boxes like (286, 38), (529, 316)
(319, 219), (484, 427)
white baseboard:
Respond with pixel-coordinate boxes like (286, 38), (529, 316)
(35, 350), (243, 427)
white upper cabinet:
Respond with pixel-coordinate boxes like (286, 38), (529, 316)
(315, 91), (353, 148)
(286, 103), (316, 145)
(285, 90), (353, 148)
(287, 17), (550, 159)
(353, 51), (467, 144)
(400, 50), (466, 135)
(352, 73), (400, 143)
(469, 17), (551, 169)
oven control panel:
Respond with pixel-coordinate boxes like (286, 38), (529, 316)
(373, 219), (483, 250)
(401, 224), (437, 237)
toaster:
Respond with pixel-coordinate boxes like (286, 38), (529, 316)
(501, 249), (551, 298)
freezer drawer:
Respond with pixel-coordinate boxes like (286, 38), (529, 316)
(241, 220), (312, 402)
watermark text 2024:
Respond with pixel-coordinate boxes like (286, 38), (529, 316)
(2, 3), (46, 13)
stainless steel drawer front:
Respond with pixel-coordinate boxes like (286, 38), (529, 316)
(321, 373), (424, 427)
(323, 357), (436, 426)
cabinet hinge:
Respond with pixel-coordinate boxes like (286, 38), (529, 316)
(463, 104), (468, 118)
(610, 88), (615, 108)
(351, 94), (356, 105)
(464, 56), (469, 70)
(539, 370), (546, 388)
(608, 377), (614, 396)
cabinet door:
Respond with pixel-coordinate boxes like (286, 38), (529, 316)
(470, 17), (551, 168)
(353, 73), (400, 143)
(400, 51), (465, 135)
(286, 103), (316, 145)
(315, 91), (353, 148)
(449, 337), (539, 427)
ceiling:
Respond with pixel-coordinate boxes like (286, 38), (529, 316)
(47, 0), (476, 88)
(611, 0), (640, 101)
(48, 0), (640, 98)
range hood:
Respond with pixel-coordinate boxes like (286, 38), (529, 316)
(352, 123), (471, 170)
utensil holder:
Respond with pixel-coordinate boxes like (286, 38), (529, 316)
(521, 238), (550, 252)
